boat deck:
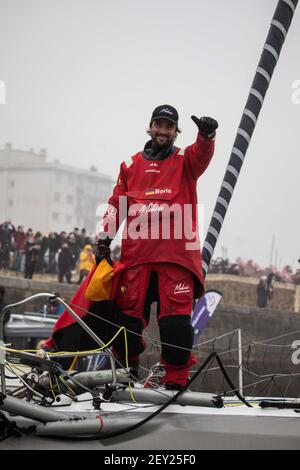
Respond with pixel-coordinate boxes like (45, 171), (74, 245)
(2, 394), (300, 450)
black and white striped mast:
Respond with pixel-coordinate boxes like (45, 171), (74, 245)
(202, 0), (298, 277)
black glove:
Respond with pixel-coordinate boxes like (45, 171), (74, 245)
(191, 115), (218, 138)
(96, 234), (112, 265)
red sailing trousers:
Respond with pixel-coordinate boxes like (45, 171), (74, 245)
(114, 262), (195, 386)
(116, 262), (194, 325)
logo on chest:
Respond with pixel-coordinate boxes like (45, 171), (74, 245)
(144, 188), (172, 196)
(145, 162), (160, 174)
(137, 202), (164, 214)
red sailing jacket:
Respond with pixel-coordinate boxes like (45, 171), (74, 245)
(103, 132), (215, 296)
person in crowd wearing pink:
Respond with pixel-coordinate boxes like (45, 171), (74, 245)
(12, 225), (26, 272)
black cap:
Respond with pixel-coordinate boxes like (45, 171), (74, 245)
(150, 104), (179, 127)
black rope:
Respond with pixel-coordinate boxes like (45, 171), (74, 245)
(214, 354), (252, 407)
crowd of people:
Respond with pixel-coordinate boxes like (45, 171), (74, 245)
(208, 256), (300, 285)
(0, 220), (299, 286)
(0, 220), (121, 284)
(209, 257), (300, 309)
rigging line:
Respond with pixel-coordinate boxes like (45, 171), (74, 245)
(193, 328), (241, 347)
(3, 331), (293, 375)
(5, 362), (44, 399)
(240, 327), (300, 345)
(58, 376), (77, 398)
(283, 377), (293, 398)
(190, 364), (300, 382)
(47, 323), (129, 356)
(214, 354), (252, 407)
(259, 378), (274, 398)
(197, 325), (300, 357)
(209, 329), (300, 360)
(1, 323), (132, 370)
(68, 301), (241, 358)
(4, 362), (31, 379)
(224, 376), (274, 395)
(237, 373), (300, 399)
(267, 379), (274, 398)
(199, 342), (254, 360)
(68, 301), (283, 362)
(271, 375), (285, 397)
(68, 355), (78, 371)
(190, 364), (240, 374)
(122, 327), (137, 403)
(48, 373), (56, 400)
(240, 343), (298, 348)
(68, 289), (300, 365)
(67, 302), (205, 356)
(68, 301), (168, 346)
(240, 367), (300, 379)
(68, 301), (178, 349)
(4, 361), (30, 375)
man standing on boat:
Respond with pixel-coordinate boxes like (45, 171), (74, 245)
(96, 105), (218, 390)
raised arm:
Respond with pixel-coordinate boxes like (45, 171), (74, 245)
(184, 116), (218, 180)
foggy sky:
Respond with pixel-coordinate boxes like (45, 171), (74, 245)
(0, 0), (299, 269)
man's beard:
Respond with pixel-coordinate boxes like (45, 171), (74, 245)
(152, 135), (174, 150)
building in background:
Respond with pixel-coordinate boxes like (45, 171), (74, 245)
(0, 143), (113, 234)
